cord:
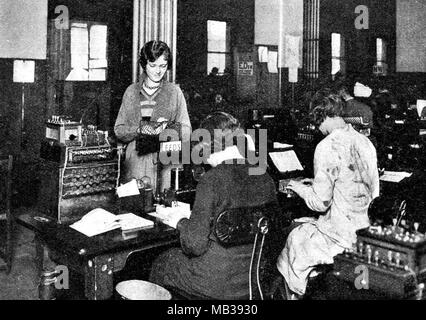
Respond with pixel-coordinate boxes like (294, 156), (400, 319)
(58, 145), (69, 216)
(248, 231), (258, 300)
(249, 217), (268, 300)
(116, 146), (122, 189)
(256, 234), (266, 300)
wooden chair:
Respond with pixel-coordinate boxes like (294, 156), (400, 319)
(0, 155), (14, 274)
(169, 205), (274, 300)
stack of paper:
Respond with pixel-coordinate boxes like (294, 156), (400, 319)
(70, 208), (154, 237)
(70, 208), (120, 237)
(117, 213), (154, 231)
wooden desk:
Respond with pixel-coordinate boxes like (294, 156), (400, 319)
(16, 212), (179, 300)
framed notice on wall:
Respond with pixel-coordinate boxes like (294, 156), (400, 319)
(238, 60), (254, 76)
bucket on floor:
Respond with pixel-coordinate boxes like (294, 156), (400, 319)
(115, 280), (172, 300)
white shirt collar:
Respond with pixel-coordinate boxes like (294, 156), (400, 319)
(207, 146), (244, 167)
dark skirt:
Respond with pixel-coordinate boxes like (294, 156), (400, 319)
(149, 242), (253, 299)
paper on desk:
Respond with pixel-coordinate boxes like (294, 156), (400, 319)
(417, 99), (426, 118)
(273, 142), (293, 149)
(70, 208), (120, 237)
(269, 150), (303, 173)
(117, 213), (154, 231)
(148, 202), (191, 223)
(380, 171), (412, 183)
(116, 179), (140, 198)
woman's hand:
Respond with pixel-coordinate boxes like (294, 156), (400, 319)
(287, 180), (307, 196)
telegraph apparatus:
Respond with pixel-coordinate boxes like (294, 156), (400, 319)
(38, 116), (120, 224)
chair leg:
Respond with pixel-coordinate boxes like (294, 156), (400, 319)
(269, 276), (289, 300)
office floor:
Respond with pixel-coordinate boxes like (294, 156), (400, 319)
(0, 208), (398, 301)
(0, 212), (39, 300)
(0, 207), (169, 300)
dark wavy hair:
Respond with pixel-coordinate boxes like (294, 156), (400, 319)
(198, 111), (246, 155)
(139, 40), (172, 70)
(309, 89), (344, 127)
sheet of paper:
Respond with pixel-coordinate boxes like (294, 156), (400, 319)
(273, 142), (293, 149)
(380, 171), (412, 183)
(70, 208), (120, 237)
(269, 150), (303, 173)
(116, 213), (154, 231)
(13, 60), (35, 83)
(284, 35), (300, 68)
(258, 46), (268, 63)
(417, 99), (426, 118)
(289, 67), (298, 83)
(267, 51), (278, 73)
(116, 179), (140, 198)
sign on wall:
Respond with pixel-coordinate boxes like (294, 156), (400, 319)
(238, 60), (254, 76)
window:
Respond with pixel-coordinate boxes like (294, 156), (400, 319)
(303, 0), (320, 79)
(374, 38), (387, 75)
(66, 21), (108, 81)
(207, 20), (230, 74)
(331, 33), (345, 77)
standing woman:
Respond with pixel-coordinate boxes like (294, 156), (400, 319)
(114, 40), (191, 192)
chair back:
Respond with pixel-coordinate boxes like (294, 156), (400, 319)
(213, 204), (272, 248)
(212, 203), (275, 300)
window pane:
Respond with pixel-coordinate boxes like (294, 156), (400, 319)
(66, 68), (89, 81)
(89, 58), (108, 69)
(331, 58), (340, 75)
(377, 38), (386, 62)
(71, 24), (89, 69)
(90, 25), (107, 60)
(331, 33), (341, 57)
(207, 53), (226, 74)
(89, 68), (106, 81)
(208, 20), (227, 52)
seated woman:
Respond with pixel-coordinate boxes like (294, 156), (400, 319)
(149, 111), (278, 299)
(276, 91), (380, 298)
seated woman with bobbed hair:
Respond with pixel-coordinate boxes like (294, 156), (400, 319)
(149, 111), (278, 299)
(277, 91), (380, 299)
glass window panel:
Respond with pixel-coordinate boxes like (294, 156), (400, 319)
(377, 38), (386, 62)
(207, 20), (227, 52)
(66, 68), (89, 81)
(89, 58), (108, 69)
(90, 25), (107, 60)
(331, 33), (341, 57)
(70, 25), (89, 69)
(331, 58), (340, 75)
(89, 68), (106, 81)
(207, 53), (226, 74)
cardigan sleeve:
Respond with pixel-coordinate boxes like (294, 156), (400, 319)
(177, 177), (216, 257)
(173, 86), (192, 142)
(114, 86), (140, 143)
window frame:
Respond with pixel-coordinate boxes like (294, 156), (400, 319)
(66, 20), (109, 82)
(331, 32), (346, 77)
(206, 20), (231, 75)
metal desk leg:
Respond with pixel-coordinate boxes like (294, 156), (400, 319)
(84, 255), (114, 300)
(34, 235), (44, 275)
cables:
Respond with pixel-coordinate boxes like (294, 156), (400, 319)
(249, 216), (269, 300)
